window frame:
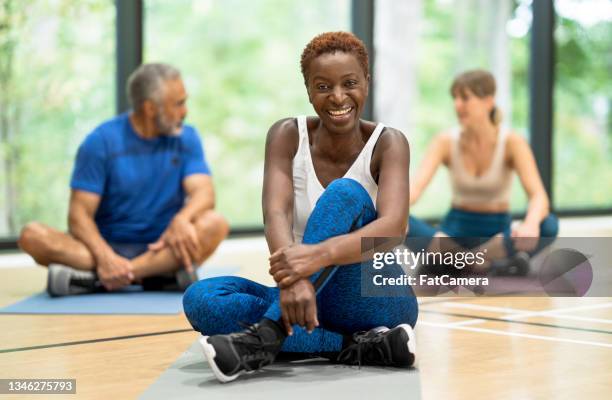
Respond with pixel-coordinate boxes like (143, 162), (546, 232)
(1, 0), (608, 249)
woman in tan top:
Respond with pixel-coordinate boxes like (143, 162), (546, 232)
(407, 69), (558, 274)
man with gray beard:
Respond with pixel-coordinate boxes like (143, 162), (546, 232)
(18, 63), (229, 296)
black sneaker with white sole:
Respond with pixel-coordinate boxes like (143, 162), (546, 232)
(336, 324), (416, 368)
(200, 319), (285, 383)
(47, 264), (104, 297)
(490, 251), (531, 276)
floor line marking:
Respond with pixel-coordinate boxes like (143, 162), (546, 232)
(419, 321), (612, 348)
(446, 319), (485, 327)
(529, 314), (612, 325)
(443, 302), (525, 313)
(503, 302), (612, 320)
(442, 301), (612, 324)
(0, 328), (194, 354)
(419, 309), (612, 335)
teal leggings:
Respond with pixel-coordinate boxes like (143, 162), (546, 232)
(407, 208), (559, 255)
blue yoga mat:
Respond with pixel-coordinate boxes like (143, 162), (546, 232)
(0, 265), (240, 315)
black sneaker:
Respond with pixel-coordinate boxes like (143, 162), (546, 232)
(47, 264), (104, 297)
(337, 324), (416, 368)
(176, 269), (198, 290)
(142, 269), (197, 291)
(490, 251), (531, 276)
(200, 319), (285, 383)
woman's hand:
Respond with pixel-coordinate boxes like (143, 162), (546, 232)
(280, 279), (319, 335)
(269, 244), (326, 288)
(511, 222), (540, 252)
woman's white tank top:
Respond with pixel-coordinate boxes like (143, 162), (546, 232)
(291, 116), (385, 243)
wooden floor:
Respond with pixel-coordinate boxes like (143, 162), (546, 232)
(1, 224), (611, 399)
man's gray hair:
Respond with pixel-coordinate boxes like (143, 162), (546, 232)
(127, 63), (181, 111)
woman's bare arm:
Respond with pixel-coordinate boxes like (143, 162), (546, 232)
(262, 118), (299, 254)
(410, 133), (450, 205)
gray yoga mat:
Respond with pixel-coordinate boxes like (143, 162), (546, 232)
(140, 340), (421, 399)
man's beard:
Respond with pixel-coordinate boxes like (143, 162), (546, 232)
(155, 113), (183, 136)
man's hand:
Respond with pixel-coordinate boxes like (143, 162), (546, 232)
(511, 222), (540, 252)
(280, 279), (319, 335)
(269, 244), (325, 288)
(96, 252), (134, 291)
(149, 214), (199, 272)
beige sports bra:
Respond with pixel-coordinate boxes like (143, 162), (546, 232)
(449, 128), (513, 207)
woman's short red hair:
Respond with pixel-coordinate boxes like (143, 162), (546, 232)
(300, 31), (369, 84)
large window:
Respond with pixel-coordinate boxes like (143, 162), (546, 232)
(553, 0), (612, 210)
(145, 0), (350, 227)
(1, 0), (609, 242)
(374, 0), (532, 218)
(0, 0), (115, 236)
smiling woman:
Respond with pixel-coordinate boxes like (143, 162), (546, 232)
(305, 51), (367, 133)
(183, 31), (418, 383)
(300, 32), (369, 132)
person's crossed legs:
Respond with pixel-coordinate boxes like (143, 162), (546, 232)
(406, 211), (559, 274)
(184, 179), (418, 383)
(17, 210), (229, 293)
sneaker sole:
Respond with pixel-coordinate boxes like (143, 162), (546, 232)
(199, 336), (243, 383)
(397, 324), (417, 363)
(47, 264), (70, 297)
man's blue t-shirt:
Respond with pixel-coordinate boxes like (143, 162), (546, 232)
(70, 113), (211, 243)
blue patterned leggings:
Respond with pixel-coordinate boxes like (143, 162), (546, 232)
(183, 178), (418, 353)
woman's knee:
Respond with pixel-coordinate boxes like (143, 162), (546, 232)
(324, 178), (370, 204)
(327, 177), (364, 192)
(390, 296), (419, 328)
(183, 282), (209, 332)
(182, 277), (234, 333)
(407, 215), (437, 238)
(305, 178), (376, 239)
(540, 213), (559, 238)
(406, 299), (419, 328)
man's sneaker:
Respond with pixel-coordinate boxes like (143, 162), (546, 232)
(337, 324), (416, 368)
(142, 269), (198, 291)
(490, 251), (531, 276)
(176, 269), (198, 290)
(199, 319), (285, 383)
(47, 264), (103, 297)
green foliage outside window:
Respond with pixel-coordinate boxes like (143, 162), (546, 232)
(0, 0), (608, 239)
(145, 0), (350, 226)
(0, 0), (114, 236)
